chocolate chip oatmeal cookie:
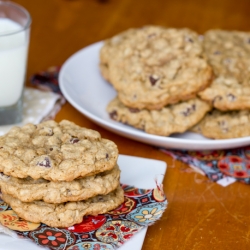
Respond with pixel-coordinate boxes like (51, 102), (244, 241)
(0, 120), (118, 181)
(107, 96), (211, 136)
(100, 26), (213, 110)
(1, 186), (124, 228)
(191, 109), (250, 139)
(198, 29), (250, 111)
(0, 165), (120, 203)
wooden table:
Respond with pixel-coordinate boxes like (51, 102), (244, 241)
(14, 0), (250, 249)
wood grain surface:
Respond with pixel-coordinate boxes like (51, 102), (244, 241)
(13, 0), (250, 249)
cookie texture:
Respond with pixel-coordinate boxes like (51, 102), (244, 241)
(1, 186), (124, 228)
(191, 109), (250, 139)
(0, 165), (120, 203)
(0, 120), (118, 181)
(107, 96), (211, 136)
(100, 26), (213, 110)
(199, 30), (250, 111)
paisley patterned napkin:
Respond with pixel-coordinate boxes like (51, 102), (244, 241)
(161, 146), (250, 186)
(0, 184), (167, 250)
(30, 66), (62, 95)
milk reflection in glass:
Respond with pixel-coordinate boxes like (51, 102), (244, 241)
(0, 18), (28, 107)
(0, 1), (31, 126)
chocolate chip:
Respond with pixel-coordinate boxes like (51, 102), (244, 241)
(219, 120), (225, 126)
(148, 33), (156, 39)
(149, 75), (159, 86)
(0, 147), (3, 149)
(109, 110), (118, 120)
(218, 120), (228, 132)
(106, 153), (109, 159)
(37, 157), (51, 168)
(66, 189), (72, 195)
(224, 58), (231, 64)
(128, 107), (140, 113)
(40, 127), (54, 136)
(183, 109), (190, 116)
(213, 95), (223, 104)
(132, 94), (137, 100)
(0, 172), (9, 178)
(70, 137), (80, 144)
(50, 148), (53, 151)
(47, 129), (54, 136)
(185, 37), (193, 43)
(218, 120), (228, 129)
(214, 51), (221, 55)
(227, 93), (236, 101)
(181, 104), (196, 116)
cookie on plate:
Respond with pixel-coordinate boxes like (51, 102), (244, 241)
(1, 186), (124, 228)
(0, 120), (118, 181)
(107, 96), (211, 136)
(191, 109), (250, 139)
(198, 29), (250, 111)
(100, 25), (213, 110)
(0, 165), (120, 203)
(100, 28), (137, 81)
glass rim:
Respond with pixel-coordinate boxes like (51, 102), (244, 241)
(0, 0), (32, 37)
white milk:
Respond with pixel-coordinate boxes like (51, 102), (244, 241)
(0, 18), (29, 107)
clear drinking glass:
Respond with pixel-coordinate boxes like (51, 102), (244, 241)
(0, 1), (31, 125)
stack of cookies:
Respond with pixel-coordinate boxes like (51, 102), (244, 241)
(100, 26), (213, 137)
(100, 26), (250, 139)
(0, 120), (124, 227)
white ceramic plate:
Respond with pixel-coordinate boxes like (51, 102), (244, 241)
(59, 41), (250, 150)
(0, 155), (167, 250)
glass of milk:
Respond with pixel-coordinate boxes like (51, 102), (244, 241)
(0, 1), (31, 125)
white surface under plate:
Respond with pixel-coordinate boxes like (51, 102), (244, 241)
(59, 41), (250, 150)
(0, 155), (167, 250)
